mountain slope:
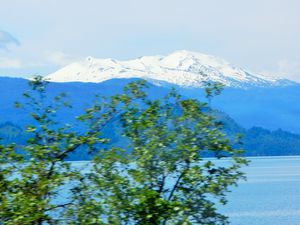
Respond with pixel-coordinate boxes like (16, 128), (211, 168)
(2, 110), (300, 159)
(46, 50), (294, 88)
(1, 77), (300, 133)
(1, 77), (300, 157)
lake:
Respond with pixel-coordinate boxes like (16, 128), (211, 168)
(221, 156), (300, 225)
(71, 156), (300, 224)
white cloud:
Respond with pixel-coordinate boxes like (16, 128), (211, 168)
(0, 58), (22, 68)
(0, 1), (300, 77)
(45, 51), (78, 66)
(0, 30), (20, 50)
(275, 59), (300, 81)
(260, 59), (300, 82)
(278, 59), (300, 76)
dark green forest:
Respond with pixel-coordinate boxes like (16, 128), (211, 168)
(1, 111), (300, 160)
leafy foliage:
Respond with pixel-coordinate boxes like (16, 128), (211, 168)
(0, 77), (247, 224)
(67, 82), (247, 224)
(0, 77), (109, 224)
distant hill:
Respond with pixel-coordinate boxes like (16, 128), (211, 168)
(1, 77), (300, 133)
(0, 76), (300, 158)
(218, 112), (300, 156)
(1, 110), (300, 160)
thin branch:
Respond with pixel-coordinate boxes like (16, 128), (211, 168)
(45, 202), (73, 212)
(167, 160), (190, 201)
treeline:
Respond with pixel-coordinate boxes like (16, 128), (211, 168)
(219, 112), (300, 156)
(244, 127), (300, 156)
(2, 112), (300, 159)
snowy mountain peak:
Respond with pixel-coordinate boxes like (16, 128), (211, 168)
(46, 50), (294, 88)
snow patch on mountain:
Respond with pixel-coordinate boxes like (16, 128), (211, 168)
(46, 50), (294, 88)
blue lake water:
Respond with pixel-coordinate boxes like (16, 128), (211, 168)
(221, 156), (300, 225)
(71, 156), (300, 225)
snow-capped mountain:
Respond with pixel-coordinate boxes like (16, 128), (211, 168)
(46, 50), (294, 88)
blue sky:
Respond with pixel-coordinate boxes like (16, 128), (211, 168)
(0, 0), (299, 81)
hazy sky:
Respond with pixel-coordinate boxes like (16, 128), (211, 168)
(0, 0), (299, 81)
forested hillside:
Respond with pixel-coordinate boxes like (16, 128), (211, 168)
(2, 111), (299, 159)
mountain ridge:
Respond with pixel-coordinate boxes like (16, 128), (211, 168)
(46, 50), (296, 88)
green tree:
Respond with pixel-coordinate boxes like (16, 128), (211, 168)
(0, 77), (111, 224)
(0, 77), (247, 224)
(67, 81), (247, 225)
